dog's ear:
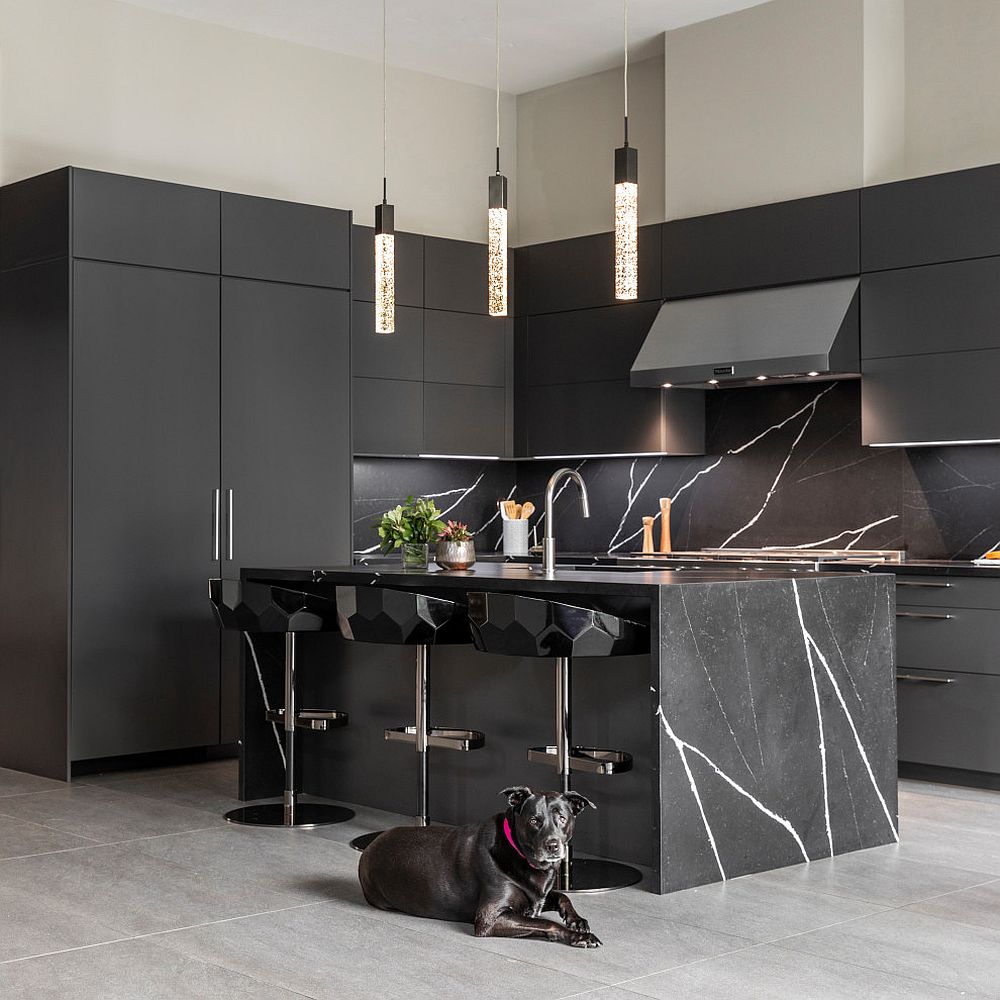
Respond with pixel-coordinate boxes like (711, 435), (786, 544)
(500, 786), (532, 811)
(563, 791), (596, 816)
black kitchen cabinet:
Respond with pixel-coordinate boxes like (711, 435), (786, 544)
(222, 192), (350, 288)
(862, 163), (1000, 272)
(424, 383), (505, 457)
(353, 377), (425, 455)
(222, 278), (351, 569)
(425, 236), (490, 314)
(352, 225), (424, 306)
(663, 190), (859, 299)
(524, 381), (703, 457)
(352, 302), (424, 381)
(0, 168), (353, 778)
(71, 261), (222, 760)
(862, 258), (1000, 360)
(73, 168), (220, 273)
(526, 302), (660, 386)
(424, 310), (506, 386)
(523, 225), (662, 314)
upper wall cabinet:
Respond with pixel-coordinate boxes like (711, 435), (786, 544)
(0, 169), (70, 269)
(424, 310), (505, 386)
(222, 193), (350, 288)
(861, 164), (1000, 272)
(662, 190), (859, 299)
(73, 169), (220, 273)
(424, 237), (491, 314)
(352, 225), (424, 306)
(352, 301), (424, 381)
(522, 225), (662, 314)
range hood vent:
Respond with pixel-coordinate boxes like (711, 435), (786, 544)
(630, 278), (860, 389)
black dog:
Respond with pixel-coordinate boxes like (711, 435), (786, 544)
(358, 786), (601, 947)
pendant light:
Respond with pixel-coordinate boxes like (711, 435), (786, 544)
(614, 0), (638, 301)
(488, 0), (508, 317)
(374, 0), (395, 333)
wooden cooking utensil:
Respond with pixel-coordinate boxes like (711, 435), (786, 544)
(520, 501), (535, 520)
(642, 516), (655, 554)
(659, 497), (672, 554)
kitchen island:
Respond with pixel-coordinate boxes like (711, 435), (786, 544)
(239, 564), (897, 893)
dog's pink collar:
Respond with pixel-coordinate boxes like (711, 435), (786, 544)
(503, 816), (543, 870)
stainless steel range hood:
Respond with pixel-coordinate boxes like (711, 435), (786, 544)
(630, 277), (860, 389)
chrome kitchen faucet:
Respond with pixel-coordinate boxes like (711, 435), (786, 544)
(540, 468), (590, 577)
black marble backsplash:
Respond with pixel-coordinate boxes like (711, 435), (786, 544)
(353, 382), (1000, 560)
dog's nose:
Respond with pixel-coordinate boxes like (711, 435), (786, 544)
(544, 838), (560, 852)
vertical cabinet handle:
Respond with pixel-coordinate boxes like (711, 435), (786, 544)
(226, 489), (234, 561)
(212, 489), (220, 561)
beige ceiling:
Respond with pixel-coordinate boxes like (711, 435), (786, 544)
(116, 0), (772, 93)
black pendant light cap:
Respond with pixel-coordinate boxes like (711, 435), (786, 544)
(488, 173), (508, 210)
(375, 201), (394, 236)
(614, 145), (638, 185)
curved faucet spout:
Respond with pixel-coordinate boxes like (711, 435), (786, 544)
(541, 468), (590, 577)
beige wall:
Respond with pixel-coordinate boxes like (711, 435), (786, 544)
(515, 55), (664, 246)
(0, 0), (517, 243)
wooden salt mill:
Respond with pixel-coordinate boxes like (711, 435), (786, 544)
(659, 497), (672, 554)
(641, 516), (655, 554)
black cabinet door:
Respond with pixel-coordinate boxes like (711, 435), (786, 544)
(222, 278), (352, 570)
(0, 168), (70, 269)
(424, 310), (506, 386)
(352, 302), (424, 381)
(71, 261), (221, 760)
(862, 164), (1000, 272)
(352, 226), (424, 306)
(424, 237), (489, 314)
(861, 349), (1000, 446)
(222, 193), (351, 288)
(423, 383), (505, 457)
(72, 169), (220, 273)
(524, 225), (662, 314)
(663, 191), (859, 299)
(861, 258), (1000, 359)
(353, 377), (424, 455)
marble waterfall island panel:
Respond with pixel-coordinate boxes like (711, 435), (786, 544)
(654, 574), (897, 892)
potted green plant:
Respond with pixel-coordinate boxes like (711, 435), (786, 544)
(377, 496), (446, 571)
(435, 520), (476, 571)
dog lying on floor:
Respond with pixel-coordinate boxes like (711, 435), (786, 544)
(358, 786), (601, 948)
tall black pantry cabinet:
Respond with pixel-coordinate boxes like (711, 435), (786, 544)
(0, 169), (352, 779)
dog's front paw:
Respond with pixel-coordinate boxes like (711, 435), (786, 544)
(568, 930), (602, 948)
(564, 915), (590, 934)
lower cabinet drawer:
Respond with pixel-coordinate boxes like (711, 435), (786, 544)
(894, 575), (1000, 610)
(896, 604), (1000, 677)
(897, 669), (1000, 773)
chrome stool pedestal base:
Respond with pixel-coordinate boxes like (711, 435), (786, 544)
(556, 857), (643, 894)
(225, 802), (355, 829)
(349, 830), (385, 851)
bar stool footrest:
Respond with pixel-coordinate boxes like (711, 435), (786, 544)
(385, 726), (485, 751)
(528, 745), (633, 774)
(266, 708), (349, 731)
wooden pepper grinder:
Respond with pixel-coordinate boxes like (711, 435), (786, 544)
(659, 497), (672, 554)
(641, 516), (655, 554)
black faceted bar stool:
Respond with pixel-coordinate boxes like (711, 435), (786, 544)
(209, 579), (354, 829)
(468, 591), (647, 892)
(336, 586), (485, 851)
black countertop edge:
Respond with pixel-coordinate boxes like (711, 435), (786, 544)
(243, 562), (872, 596)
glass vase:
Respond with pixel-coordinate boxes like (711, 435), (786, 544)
(401, 542), (429, 571)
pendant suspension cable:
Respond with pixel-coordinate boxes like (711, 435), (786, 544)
(382, 0), (388, 200)
(623, 0), (629, 145)
(495, 0), (501, 173)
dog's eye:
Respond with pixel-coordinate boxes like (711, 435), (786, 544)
(529, 817), (542, 828)
(556, 814), (567, 826)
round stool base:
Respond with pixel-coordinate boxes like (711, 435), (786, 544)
(558, 858), (643, 893)
(224, 802), (354, 829)
(350, 830), (387, 852)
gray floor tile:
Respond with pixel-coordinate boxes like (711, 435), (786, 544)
(0, 784), (222, 844)
(750, 844), (996, 906)
(614, 943), (984, 1000)
(301, 801), (415, 849)
(899, 778), (1000, 808)
(896, 815), (1000, 876)
(0, 841), (298, 942)
(775, 907), (1000, 997)
(154, 901), (601, 1000)
(904, 878), (1000, 932)
(134, 823), (364, 904)
(0, 815), (99, 861)
(606, 874), (885, 943)
(900, 786), (1000, 828)
(0, 769), (65, 799)
(0, 938), (306, 999)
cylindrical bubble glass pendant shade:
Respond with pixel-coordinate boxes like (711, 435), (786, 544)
(374, 201), (395, 334)
(488, 173), (508, 317)
(614, 145), (638, 301)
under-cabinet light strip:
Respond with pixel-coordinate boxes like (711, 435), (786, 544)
(868, 439), (1000, 448)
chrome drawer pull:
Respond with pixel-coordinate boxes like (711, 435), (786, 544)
(896, 581), (953, 589)
(896, 611), (954, 620)
(896, 673), (955, 684)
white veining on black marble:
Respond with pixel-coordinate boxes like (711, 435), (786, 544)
(780, 514), (900, 550)
(244, 632), (285, 768)
(733, 587), (765, 772)
(607, 457), (663, 551)
(792, 580), (899, 844)
(656, 705), (811, 869)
